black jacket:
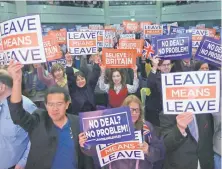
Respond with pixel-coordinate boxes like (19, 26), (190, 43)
(160, 113), (214, 169)
(141, 61), (162, 126)
(66, 64), (101, 115)
(8, 99), (94, 169)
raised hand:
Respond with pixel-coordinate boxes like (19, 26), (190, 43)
(7, 60), (24, 83)
(176, 112), (194, 134)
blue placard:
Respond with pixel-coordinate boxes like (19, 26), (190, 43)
(195, 36), (221, 68)
(79, 107), (135, 145)
(154, 33), (192, 60)
(170, 26), (186, 35)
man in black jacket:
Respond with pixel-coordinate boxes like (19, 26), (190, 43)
(160, 112), (214, 169)
(7, 60), (94, 169)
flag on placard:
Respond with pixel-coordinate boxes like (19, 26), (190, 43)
(142, 40), (154, 59)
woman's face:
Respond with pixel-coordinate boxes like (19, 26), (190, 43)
(53, 69), (64, 80)
(129, 101), (140, 123)
(199, 63), (209, 71)
(65, 53), (72, 62)
(76, 75), (86, 88)
(112, 71), (122, 85)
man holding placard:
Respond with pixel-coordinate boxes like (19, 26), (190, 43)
(7, 60), (94, 169)
(159, 70), (220, 169)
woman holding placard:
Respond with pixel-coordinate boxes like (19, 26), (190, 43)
(98, 66), (139, 108)
(79, 95), (165, 169)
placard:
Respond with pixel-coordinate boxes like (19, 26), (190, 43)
(170, 26), (186, 35)
(154, 33), (192, 59)
(102, 48), (136, 68)
(161, 71), (220, 114)
(67, 32), (97, 55)
(119, 39), (144, 56)
(96, 131), (144, 167)
(120, 34), (136, 40)
(195, 36), (221, 68)
(43, 35), (62, 61)
(143, 25), (163, 39)
(104, 30), (115, 48)
(79, 107), (135, 145)
(48, 28), (67, 44)
(0, 15), (46, 64)
(124, 21), (139, 33)
(186, 29), (210, 48)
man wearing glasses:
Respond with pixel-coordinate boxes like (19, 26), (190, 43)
(7, 60), (94, 169)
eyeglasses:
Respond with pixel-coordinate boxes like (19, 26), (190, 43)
(130, 108), (140, 113)
(47, 102), (64, 108)
(161, 63), (171, 67)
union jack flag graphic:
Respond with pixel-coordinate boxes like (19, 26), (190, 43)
(142, 40), (155, 59)
(143, 122), (152, 142)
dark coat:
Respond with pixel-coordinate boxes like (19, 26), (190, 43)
(159, 113), (214, 169)
(141, 61), (162, 126)
(8, 99), (94, 169)
(66, 64), (101, 115)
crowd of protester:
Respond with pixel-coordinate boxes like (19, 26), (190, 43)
(0, 22), (221, 169)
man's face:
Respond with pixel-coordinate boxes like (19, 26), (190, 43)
(46, 93), (69, 122)
(158, 60), (171, 73)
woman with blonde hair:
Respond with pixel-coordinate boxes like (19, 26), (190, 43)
(79, 95), (165, 169)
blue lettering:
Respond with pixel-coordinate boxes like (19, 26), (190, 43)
(125, 151), (133, 157)
(175, 101), (183, 112)
(134, 151), (142, 158)
(208, 73), (216, 84)
(197, 101), (206, 111)
(116, 152), (125, 158)
(27, 18), (36, 30)
(109, 153), (116, 161)
(208, 100), (216, 111)
(165, 76), (173, 86)
(102, 158), (109, 165)
(2, 23), (9, 36)
(174, 74), (182, 85)
(166, 102), (174, 112)
(195, 73), (206, 84)
(17, 19), (26, 32)
(183, 74), (195, 85)
(184, 101), (196, 112)
(9, 22), (16, 34)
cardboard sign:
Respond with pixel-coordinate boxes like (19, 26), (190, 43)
(195, 36), (221, 68)
(48, 29), (67, 44)
(140, 21), (152, 31)
(120, 34), (136, 40)
(119, 39), (144, 56)
(89, 24), (103, 30)
(161, 71), (221, 114)
(143, 25), (163, 39)
(104, 30), (115, 48)
(96, 131), (144, 167)
(90, 30), (105, 48)
(47, 57), (66, 72)
(43, 35), (62, 61)
(186, 29), (210, 48)
(0, 15), (46, 65)
(0, 40), (4, 65)
(196, 24), (205, 29)
(154, 33), (192, 60)
(102, 48), (136, 68)
(67, 32), (97, 55)
(79, 107), (135, 145)
(124, 21), (139, 33)
(170, 26), (186, 35)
